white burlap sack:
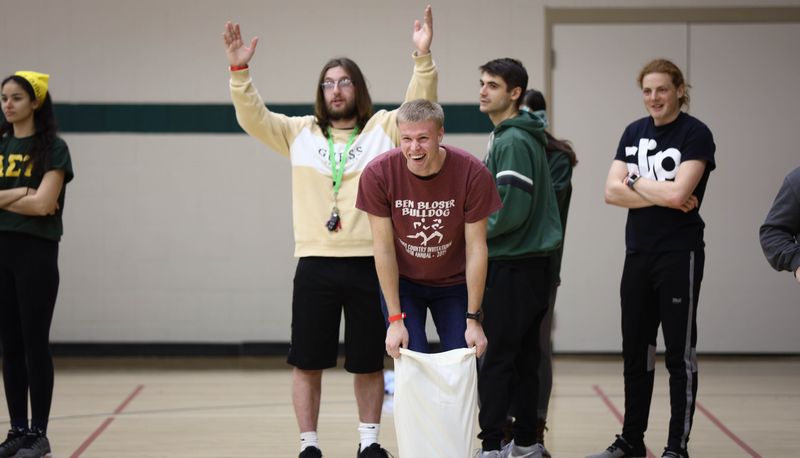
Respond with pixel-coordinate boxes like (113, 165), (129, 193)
(393, 347), (478, 458)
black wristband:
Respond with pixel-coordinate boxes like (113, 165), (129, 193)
(466, 311), (482, 321)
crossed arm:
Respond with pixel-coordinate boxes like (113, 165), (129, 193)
(604, 159), (706, 212)
(0, 170), (64, 216)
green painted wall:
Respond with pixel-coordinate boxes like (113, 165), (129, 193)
(52, 104), (493, 134)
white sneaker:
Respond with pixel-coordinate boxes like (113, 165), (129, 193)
(506, 440), (545, 458)
(474, 439), (519, 458)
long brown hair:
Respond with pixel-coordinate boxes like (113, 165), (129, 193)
(314, 57), (373, 137)
(522, 89), (577, 167)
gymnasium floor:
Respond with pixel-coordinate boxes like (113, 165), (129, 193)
(3, 355), (798, 457)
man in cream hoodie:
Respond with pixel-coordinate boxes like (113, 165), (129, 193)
(224, 6), (437, 458)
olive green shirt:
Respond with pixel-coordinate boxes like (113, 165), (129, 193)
(0, 135), (74, 241)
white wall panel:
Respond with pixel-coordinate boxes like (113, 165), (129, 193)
(2, 0), (799, 348)
(551, 23), (688, 352)
(55, 134), (295, 341)
(552, 21), (800, 353)
(689, 23), (800, 352)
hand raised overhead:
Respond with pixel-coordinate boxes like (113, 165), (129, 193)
(412, 5), (433, 55)
(223, 21), (259, 67)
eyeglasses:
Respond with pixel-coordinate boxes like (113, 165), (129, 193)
(321, 78), (353, 91)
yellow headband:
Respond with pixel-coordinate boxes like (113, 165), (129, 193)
(14, 71), (50, 108)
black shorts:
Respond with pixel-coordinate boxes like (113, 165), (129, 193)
(287, 256), (385, 373)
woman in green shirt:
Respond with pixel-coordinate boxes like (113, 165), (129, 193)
(0, 71), (74, 458)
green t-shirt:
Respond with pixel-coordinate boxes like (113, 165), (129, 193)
(0, 135), (74, 241)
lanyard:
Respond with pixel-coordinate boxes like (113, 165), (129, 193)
(327, 126), (359, 199)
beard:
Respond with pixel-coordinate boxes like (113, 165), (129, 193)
(327, 98), (357, 121)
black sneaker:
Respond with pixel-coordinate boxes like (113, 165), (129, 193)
(0, 429), (27, 458)
(586, 435), (646, 458)
(299, 446), (323, 458)
(10, 433), (51, 458)
(357, 442), (393, 458)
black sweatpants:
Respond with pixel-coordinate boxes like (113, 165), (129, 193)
(478, 257), (550, 450)
(620, 250), (703, 452)
(0, 232), (59, 432)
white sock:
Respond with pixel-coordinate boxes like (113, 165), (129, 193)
(358, 422), (380, 450)
(300, 431), (319, 452)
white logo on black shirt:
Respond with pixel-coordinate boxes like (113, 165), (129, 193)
(625, 138), (681, 181)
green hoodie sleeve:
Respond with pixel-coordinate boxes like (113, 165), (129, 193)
(486, 133), (538, 238)
(485, 119), (563, 258)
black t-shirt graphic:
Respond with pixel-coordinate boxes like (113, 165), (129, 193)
(615, 112), (716, 252)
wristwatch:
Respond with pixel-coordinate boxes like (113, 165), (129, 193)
(626, 173), (640, 189)
(466, 311), (482, 321)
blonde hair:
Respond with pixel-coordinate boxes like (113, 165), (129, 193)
(397, 99), (444, 129)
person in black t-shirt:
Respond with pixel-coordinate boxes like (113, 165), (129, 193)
(587, 59), (716, 458)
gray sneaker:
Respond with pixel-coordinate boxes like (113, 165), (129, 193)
(504, 440), (546, 458)
(475, 444), (511, 458)
(0, 430), (27, 458)
(474, 440), (514, 458)
(474, 450), (504, 458)
(0, 429), (27, 458)
(10, 433), (51, 458)
(586, 435), (645, 458)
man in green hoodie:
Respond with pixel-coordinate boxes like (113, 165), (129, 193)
(474, 58), (563, 458)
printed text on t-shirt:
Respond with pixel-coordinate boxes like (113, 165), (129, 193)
(395, 199), (456, 259)
(625, 138), (681, 181)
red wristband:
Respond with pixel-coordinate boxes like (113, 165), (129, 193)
(388, 312), (406, 323)
(229, 64), (249, 71)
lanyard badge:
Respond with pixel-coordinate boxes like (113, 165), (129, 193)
(326, 126), (359, 232)
(326, 208), (341, 232)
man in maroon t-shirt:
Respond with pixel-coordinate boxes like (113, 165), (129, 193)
(356, 99), (501, 359)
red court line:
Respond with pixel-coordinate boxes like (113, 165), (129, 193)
(113, 384), (144, 415)
(69, 418), (114, 458)
(592, 384), (624, 423)
(695, 401), (761, 457)
(70, 384), (144, 458)
(592, 385), (657, 458)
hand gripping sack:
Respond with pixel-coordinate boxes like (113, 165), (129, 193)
(393, 347), (478, 458)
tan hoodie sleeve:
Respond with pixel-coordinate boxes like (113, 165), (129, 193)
(405, 51), (438, 104)
(378, 52), (439, 142)
(229, 68), (313, 157)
